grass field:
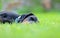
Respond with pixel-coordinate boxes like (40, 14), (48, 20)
(0, 12), (60, 38)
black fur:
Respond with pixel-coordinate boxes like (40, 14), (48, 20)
(0, 16), (13, 24)
(0, 11), (19, 20)
(0, 11), (19, 24)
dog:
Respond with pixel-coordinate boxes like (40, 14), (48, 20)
(0, 11), (38, 24)
(15, 13), (38, 24)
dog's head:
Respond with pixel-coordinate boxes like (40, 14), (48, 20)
(17, 13), (38, 24)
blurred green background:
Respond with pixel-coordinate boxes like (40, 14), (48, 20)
(0, 0), (60, 38)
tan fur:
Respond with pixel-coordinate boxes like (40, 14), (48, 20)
(22, 18), (29, 24)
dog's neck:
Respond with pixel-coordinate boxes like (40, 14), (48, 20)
(15, 16), (21, 23)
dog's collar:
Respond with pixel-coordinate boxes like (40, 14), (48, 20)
(15, 16), (21, 23)
(17, 16), (21, 19)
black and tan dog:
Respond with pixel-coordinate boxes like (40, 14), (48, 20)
(0, 11), (38, 24)
(15, 13), (38, 24)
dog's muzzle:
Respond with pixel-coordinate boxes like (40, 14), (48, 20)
(15, 15), (38, 23)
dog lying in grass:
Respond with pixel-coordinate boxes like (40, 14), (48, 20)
(0, 11), (38, 24)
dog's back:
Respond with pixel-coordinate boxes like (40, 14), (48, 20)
(0, 11), (19, 20)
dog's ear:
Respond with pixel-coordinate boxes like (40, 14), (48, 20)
(23, 13), (34, 19)
(27, 13), (34, 16)
(24, 13), (34, 19)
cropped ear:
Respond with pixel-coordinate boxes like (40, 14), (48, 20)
(24, 13), (34, 19)
(27, 13), (34, 16)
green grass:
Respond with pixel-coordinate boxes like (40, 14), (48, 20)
(0, 12), (60, 38)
